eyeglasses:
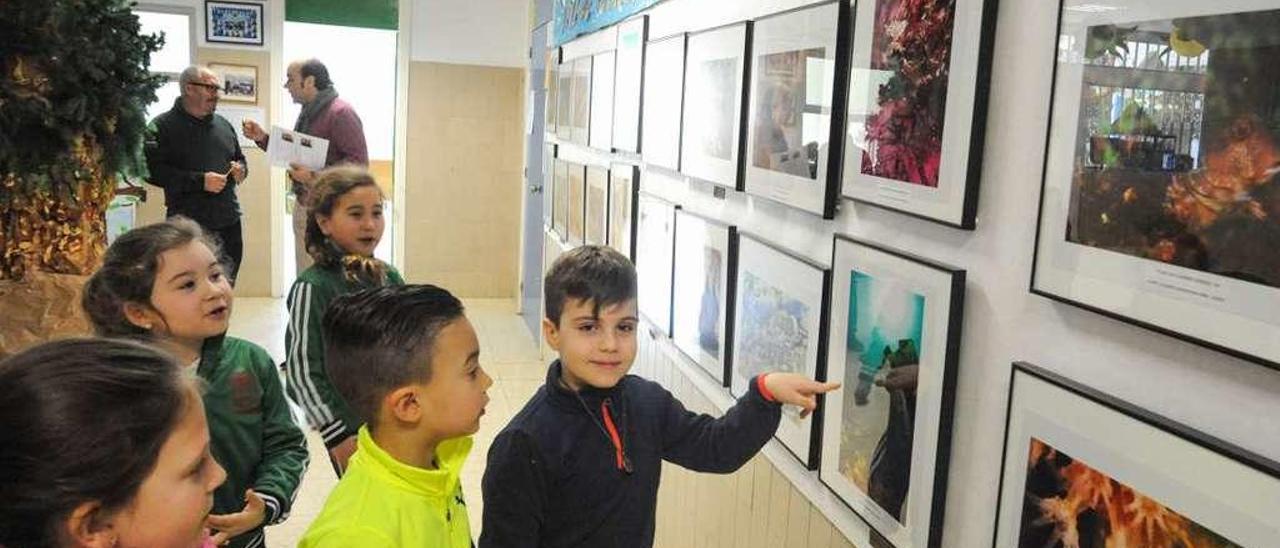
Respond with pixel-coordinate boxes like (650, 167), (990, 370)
(188, 82), (221, 93)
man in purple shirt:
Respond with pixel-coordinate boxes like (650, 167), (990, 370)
(242, 59), (368, 271)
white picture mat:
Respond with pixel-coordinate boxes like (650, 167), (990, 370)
(841, 0), (988, 226)
(731, 235), (825, 466)
(744, 2), (839, 216)
(642, 35), (687, 170)
(994, 368), (1280, 547)
(1032, 0), (1280, 365)
(680, 23), (748, 188)
(586, 166), (609, 245)
(820, 238), (956, 548)
(613, 17), (646, 152)
(672, 212), (732, 383)
(215, 106), (264, 147)
(637, 194), (677, 333)
(590, 51), (617, 151)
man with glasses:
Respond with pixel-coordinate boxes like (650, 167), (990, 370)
(241, 59), (368, 272)
(144, 65), (249, 281)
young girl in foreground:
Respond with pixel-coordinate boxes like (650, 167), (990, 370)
(82, 217), (309, 548)
(284, 165), (403, 476)
(0, 338), (225, 548)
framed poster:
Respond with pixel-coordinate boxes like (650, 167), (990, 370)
(994, 362), (1280, 547)
(552, 159), (570, 241)
(542, 144), (557, 228)
(556, 60), (574, 140)
(680, 22), (751, 190)
(571, 57), (592, 146)
(1032, 1), (1280, 369)
(820, 236), (965, 548)
(209, 63), (257, 104)
(731, 233), (831, 469)
(642, 33), (688, 171)
(744, 1), (849, 218)
(567, 162), (587, 245)
(546, 49), (560, 130)
(585, 165), (609, 246)
(636, 193), (679, 334)
(613, 16), (649, 153)
(205, 1), (264, 46)
(672, 211), (737, 386)
(608, 163), (639, 260)
(841, 0), (996, 228)
(590, 51), (616, 152)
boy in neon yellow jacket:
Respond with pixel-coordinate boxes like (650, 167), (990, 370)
(300, 285), (492, 547)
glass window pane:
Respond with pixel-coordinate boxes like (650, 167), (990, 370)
(146, 80), (181, 122)
(137, 11), (191, 74)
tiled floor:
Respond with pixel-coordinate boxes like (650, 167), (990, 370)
(229, 297), (546, 546)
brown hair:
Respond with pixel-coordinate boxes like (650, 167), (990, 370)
(304, 166), (387, 284)
(543, 245), (637, 325)
(82, 217), (224, 338)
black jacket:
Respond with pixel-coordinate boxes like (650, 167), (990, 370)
(144, 99), (247, 229)
(480, 361), (781, 548)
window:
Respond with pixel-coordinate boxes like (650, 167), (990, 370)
(135, 7), (195, 121)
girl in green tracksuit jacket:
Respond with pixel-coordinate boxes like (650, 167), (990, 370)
(83, 217), (309, 548)
(284, 166), (403, 477)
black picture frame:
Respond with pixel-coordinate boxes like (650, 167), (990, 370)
(993, 361), (1280, 547)
(567, 161), (587, 245)
(613, 15), (649, 153)
(671, 210), (738, 387)
(743, 0), (852, 219)
(585, 164), (609, 246)
(590, 50), (616, 152)
(552, 158), (570, 241)
(839, 0), (997, 229)
(642, 32), (688, 171)
(731, 232), (832, 469)
(205, 0), (264, 46)
(819, 235), (965, 548)
(1029, 2), (1280, 369)
(680, 20), (752, 191)
(607, 163), (640, 260)
(636, 192), (680, 335)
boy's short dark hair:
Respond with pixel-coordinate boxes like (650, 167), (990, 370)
(543, 245), (637, 324)
(323, 285), (465, 427)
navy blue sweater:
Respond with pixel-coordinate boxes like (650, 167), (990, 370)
(480, 361), (781, 548)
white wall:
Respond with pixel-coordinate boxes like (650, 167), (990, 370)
(551, 0), (1280, 546)
(411, 0), (529, 67)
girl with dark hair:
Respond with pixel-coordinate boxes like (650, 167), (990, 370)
(285, 165), (404, 476)
(0, 338), (225, 548)
(82, 218), (309, 548)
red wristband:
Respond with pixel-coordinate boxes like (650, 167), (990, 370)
(755, 374), (778, 403)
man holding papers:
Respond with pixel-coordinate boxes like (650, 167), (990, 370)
(242, 58), (368, 270)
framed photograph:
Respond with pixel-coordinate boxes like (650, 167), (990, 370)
(731, 233), (831, 469)
(571, 57), (592, 146)
(542, 144), (557, 228)
(557, 60), (574, 140)
(1031, 2), (1280, 369)
(994, 362), (1280, 547)
(841, 0), (996, 228)
(637, 193), (679, 334)
(552, 159), (570, 241)
(608, 163), (640, 260)
(209, 63), (257, 104)
(585, 165), (609, 245)
(820, 236), (965, 548)
(672, 211), (737, 385)
(680, 22), (751, 190)
(743, 2), (848, 219)
(613, 16), (649, 153)
(590, 51), (616, 152)
(642, 33), (688, 171)
(205, 1), (264, 46)
(567, 161), (587, 245)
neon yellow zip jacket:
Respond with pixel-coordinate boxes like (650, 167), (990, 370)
(299, 427), (474, 548)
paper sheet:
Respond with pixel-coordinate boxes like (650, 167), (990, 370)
(267, 126), (329, 170)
